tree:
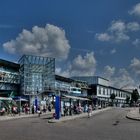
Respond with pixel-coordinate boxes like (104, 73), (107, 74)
(110, 93), (116, 106)
(131, 89), (139, 105)
(126, 95), (130, 104)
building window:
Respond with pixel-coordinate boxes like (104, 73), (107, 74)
(98, 87), (101, 95)
(103, 88), (105, 95)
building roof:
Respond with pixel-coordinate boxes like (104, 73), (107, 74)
(55, 75), (90, 90)
(55, 75), (73, 83)
(92, 83), (132, 94)
(62, 94), (90, 101)
(72, 76), (109, 82)
(0, 59), (19, 70)
(108, 86), (132, 94)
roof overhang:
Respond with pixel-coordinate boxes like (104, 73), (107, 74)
(62, 95), (90, 101)
(0, 97), (12, 101)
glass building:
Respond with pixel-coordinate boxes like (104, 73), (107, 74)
(0, 59), (20, 96)
(18, 55), (55, 96)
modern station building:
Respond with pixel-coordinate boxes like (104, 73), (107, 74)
(0, 55), (132, 111)
(55, 74), (89, 116)
(0, 55), (55, 110)
(0, 55), (89, 111)
(72, 76), (132, 107)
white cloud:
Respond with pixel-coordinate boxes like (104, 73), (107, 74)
(109, 20), (129, 42)
(55, 67), (62, 74)
(3, 24), (70, 60)
(103, 65), (115, 79)
(95, 20), (140, 43)
(55, 52), (97, 77)
(115, 32), (130, 42)
(130, 58), (140, 75)
(132, 39), (140, 47)
(113, 68), (135, 88)
(101, 65), (135, 88)
(55, 67), (70, 77)
(95, 20), (131, 43)
(70, 52), (96, 76)
(110, 49), (116, 54)
(127, 22), (140, 31)
(129, 3), (140, 16)
(109, 20), (126, 32)
(95, 33), (111, 41)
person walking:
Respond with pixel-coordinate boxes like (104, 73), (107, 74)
(37, 107), (41, 117)
(88, 105), (92, 118)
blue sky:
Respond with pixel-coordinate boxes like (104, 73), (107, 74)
(1, 0), (140, 88)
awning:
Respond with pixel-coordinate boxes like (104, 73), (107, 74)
(62, 95), (90, 101)
(0, 97), (12, 101)
(14, 98), (28, 102)
(13, 97), (28, 102)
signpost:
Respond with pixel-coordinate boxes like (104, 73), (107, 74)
(55, 96), (61, 119)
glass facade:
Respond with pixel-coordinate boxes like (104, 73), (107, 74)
(0, 67), (19, 84)
(18, 55), (55, 95)
(0, 60), (19, 92)
(55, 75), (88, 97)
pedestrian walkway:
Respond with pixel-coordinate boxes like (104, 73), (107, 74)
(0, 110), (54, 121)
(0, 107), (112, 122)
(126, 107), (140, 121)
(48, 107), (112, 123)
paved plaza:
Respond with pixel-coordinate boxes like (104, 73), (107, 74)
(0, 108), (140, 140)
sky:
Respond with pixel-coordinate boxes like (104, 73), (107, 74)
(0, 0), (140, 88)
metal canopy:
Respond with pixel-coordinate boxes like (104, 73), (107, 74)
(0, 97), (12, 101)
(14, 98), (28, 102)
(62, 95), (90, 101)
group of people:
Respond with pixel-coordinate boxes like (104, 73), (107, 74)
(0, 106), (18, 116)
(31, 104), (53, 116)
(22, 104), (30, 114)
(63, 104), (93, 117)
(0, 102), (54, 116)
(0, 107), (6, 115)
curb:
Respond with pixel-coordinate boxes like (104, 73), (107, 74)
(0, 111), (54, 121)
(48, 107), (112, 123)
(126, 112), (140, 121)
(126, 115), (140, 121)
(126, 108), (140, 121)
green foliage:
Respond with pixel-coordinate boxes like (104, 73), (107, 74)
(110, 93), (116, 101)
(131, 89), (139, 103)
(126, 95), (130, 104)
(110, 93), (116, 106)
